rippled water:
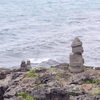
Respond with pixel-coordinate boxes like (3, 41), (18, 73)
(0, 0), (100, 68)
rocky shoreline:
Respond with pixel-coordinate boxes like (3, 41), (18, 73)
(0, 63), (100, 100)
(0, 37), (100, 100)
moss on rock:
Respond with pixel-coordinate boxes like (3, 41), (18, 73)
(18, 92), (38, 100)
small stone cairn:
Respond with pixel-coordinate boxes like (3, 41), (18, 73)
(20, 60), (32, 71)
(26, 60), (32, 70)
(69, 37), (84, 73)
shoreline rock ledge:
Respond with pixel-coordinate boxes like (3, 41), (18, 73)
(0, 37), (100, 100)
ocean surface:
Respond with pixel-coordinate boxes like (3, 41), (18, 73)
(0, 0), (100, 68)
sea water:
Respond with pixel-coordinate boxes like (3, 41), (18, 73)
(0, 0), (100, 68)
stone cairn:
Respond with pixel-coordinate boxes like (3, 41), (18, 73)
(20, 60), (32, 71)
(26, 60), (32, 70)
(69, 37), (84, 73)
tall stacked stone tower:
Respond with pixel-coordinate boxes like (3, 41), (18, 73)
(69, 37), (84, 73)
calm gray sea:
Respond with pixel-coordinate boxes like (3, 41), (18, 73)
(0, 0), (100, 68)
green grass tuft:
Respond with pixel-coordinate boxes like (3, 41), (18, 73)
(92, 78), (100, 85)
(47, 67), (56, 71)
(89, 89), (100, 95)
(18, 92), (38, 100)
(83, 78), (100, 85)
(83, 80), (91, 84)
(56, 76), (61, 81)
(33, 83), (46, 87)
(27, 70), (38, 78)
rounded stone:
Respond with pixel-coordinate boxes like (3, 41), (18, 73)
(71, 37), (82, 47)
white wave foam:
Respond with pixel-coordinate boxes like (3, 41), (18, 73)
(28, 58), (50, 64)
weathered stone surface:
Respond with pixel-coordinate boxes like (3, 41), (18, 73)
(4, 96), (25, 100)
(52, 63), (69, 70)
(71, 37), (83, 54)
(0, 68), (11, 80)
(0, 85), (7, 100)
(20, 60), (26, 68)
(31, 81), (69, 100)
(69, 37), (84, 73)
(4, 85), (23, 99)
(71, 37), (82, 48)
(64, 84), (84, 95)
(69, 53), (84, 73)
(95, 67), (100, 70)
(0, 59), (99, 100)
(18, 60), (31, 72)
(35, 67), (47, 73)
(32, 86), (46, 99)
(0, 69), (26, 100)
(0, 73), (12, 100)
(26, 60), (32, 70)
(72, 46), (83, 54)
(71, 72), (90, 84)
(69, 95), (96, 100)
(0, 71), (6, 79)
(38, 73), (56, 84)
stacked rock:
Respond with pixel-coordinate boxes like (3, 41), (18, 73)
(20, 60), (27, 68)
(69, 37), (84, 73)
(20, 60), (32, 71)
(26, 60), (32, 70)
